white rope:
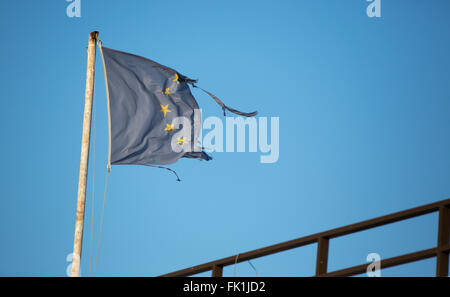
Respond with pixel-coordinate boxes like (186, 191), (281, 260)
(233, 254), (240, 276)
(233, 254), (259, 276)
(94, 169), (110, 276)
(248, 260), (258, 277)
(97, 40), (112, 171)
(91, 39), (111, 276)
(88, 72), (97, 277)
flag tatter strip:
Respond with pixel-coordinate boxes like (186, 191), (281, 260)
(192, 85), (258, 117)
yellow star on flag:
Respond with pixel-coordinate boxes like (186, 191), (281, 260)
(163, 87), (171, 96)
(164, 123), (175, 132)
(160, 104), (171, 117)
(173, 73), (180, 85)
(177, 137), (188, 146)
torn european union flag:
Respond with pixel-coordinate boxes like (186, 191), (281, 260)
(99, 45), (256, 174)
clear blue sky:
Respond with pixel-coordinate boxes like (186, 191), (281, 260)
(0, 0), (449, 276)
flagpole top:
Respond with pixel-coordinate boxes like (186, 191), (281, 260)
(90, 31), (99, 40)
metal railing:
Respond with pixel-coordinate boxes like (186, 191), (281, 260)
(160, 198), (450, 277)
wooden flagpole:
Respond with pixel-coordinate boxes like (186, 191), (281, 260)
(72, 31), (99, 277)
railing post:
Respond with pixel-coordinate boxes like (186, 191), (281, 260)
(316, 237), (329, 276)
(436, 205), (450, 276)
(212, 265), (223, 277)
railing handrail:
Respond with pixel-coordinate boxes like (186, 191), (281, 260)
(160, 198), (450, 277)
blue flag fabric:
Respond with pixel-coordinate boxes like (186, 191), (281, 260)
(101, 46), (211, 166)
